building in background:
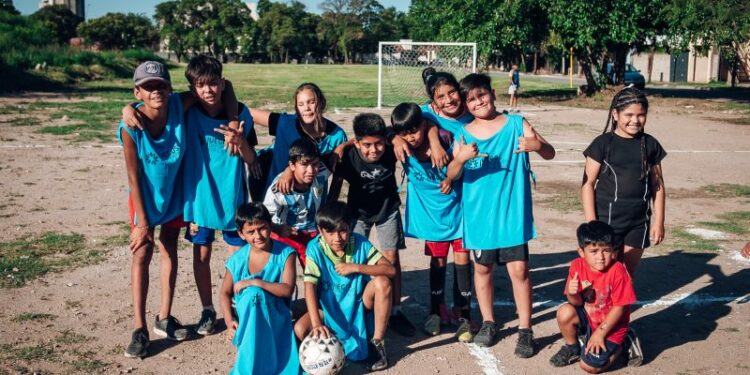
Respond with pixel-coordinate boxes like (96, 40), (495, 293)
(39, 0), (84, 19)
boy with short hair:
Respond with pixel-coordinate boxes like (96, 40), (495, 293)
(263, 138), (329, 266)
(390, 103), (474, 341)
(508, 63), (520, 112)
(447, 73), (555, 354)
(549, 221), (636, 373)
(328, 113), (416, 337)
(119, 61), (191, 358)
(294, 201), (395, 371)
(181, 54), (258, 336)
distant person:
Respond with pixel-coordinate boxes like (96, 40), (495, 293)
(447, 73), (555, 354)
(508, 63), (520, 112)
(219, 203), (299, 375)
(549, 221), (636, 373)
(420, 67), (474, 136)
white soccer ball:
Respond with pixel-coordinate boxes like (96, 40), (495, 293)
(298, 334), (345, 375)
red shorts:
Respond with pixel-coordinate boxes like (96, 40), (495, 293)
(128, 194), (187, 230)
(424, 238), (466, 257)
(271, 230), (318, 267)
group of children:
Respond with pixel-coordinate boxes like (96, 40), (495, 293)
(119, 57), (666, 374)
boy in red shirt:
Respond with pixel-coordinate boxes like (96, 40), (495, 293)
(550, 221), (636, 373)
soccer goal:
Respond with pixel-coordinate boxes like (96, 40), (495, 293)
(377, 41), (477, 109)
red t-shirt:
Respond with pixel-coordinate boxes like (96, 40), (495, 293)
(564, 258), (636, 344)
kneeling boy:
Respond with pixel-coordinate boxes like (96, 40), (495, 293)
(294, 201), (394, 371)
(549, 221), (636, 373)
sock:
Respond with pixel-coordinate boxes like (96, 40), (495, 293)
(429, 258), (446, 315)
(453, 263), (472, 317)
(391, 305), (401, 315)
(203, 305), (215, 312)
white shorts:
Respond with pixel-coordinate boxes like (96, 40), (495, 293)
(508, 84), (518, 95)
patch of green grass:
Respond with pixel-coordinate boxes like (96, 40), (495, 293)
(12, 312), (57, 322)
(697, 211), (750, 235)
(0, 232), (93, 288)
(703, 183), (750, 197)
(67, 349), (108, 372)
(671, 229), (722, 251)
(539, 190), (581, 213)
(724, 117), (750, 125)
(9, 344), (56, 361)
(55, 330), (88, 345)
(0, 117), (42, 127)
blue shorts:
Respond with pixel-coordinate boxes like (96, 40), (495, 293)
(185, 225), (245, 247)
(575, 306), (621, 369)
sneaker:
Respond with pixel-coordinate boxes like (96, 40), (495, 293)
(389, 310), (416, 337)
(514, 328), (535, 358)
(370, 338), (388, 371)
(455, 318), (474, 343)
(549, 344), (580, 367)
(124, 328), (149, 358)
(474, 321), (498, 347)
(423, 314), (441, 336)
(625, 328), (644, 367)
(195, 309), (217, 336)
(153, 314), (189, 341)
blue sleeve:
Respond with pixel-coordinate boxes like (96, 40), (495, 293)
(169, 92), (183, 119)
(117, 120), (137, 146)
(239, 105), (253, 138)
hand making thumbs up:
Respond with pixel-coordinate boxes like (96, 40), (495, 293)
(568, 272), (580, 295)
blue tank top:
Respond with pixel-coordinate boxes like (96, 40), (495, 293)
(458, 114), (536, 249)
(420, 103), (473, 136)
(403, 155), (462, 241)
(117, 93), (185, 226)
(183, 104), (253, 230)
(305, 234), (374, 361)
(226, 241), (300, 375)
(266, 113), (347, 191)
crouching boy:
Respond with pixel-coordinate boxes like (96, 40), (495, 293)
(294, 201), (394, 371)
(549, 221), (636, 373)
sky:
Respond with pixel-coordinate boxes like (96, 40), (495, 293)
(15, 0), (410, 19)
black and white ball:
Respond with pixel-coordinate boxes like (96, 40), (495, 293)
(298, 334), (345, 375)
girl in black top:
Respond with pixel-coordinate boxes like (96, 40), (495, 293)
(581, 86), (667, 275)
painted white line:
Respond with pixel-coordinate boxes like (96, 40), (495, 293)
(534, 160), (585, 164)
(484, 293), (750, 308)
(731, 252), (750, 265)
(0, 144), (120, 149)
(668, 150), (750, 153)
(467, 344), (504, 375)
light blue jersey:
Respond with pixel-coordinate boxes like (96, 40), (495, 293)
(402, 154), (462, 241)
(265, 113), (347, 191)
(226, 241), (300, 375)
(263, 169), (330, 232)
(117, 93), (185, 226)
(420, 103), (473, 136)
(304, 234), (379, 361)
(458, 114), (536, 249)
(183, 104), (253, 231)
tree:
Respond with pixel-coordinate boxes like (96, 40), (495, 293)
(255, 1), (318, 63)
(31, 5), (83, 45)
(77, 13), (158, 50)
(0, 2), (20, 15)
(155, 1), (189, 62)
(665, 0), (750, 87)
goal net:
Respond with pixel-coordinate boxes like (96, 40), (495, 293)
(378, 41), (477, 108)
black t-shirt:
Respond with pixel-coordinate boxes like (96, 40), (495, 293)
(584, 132), (666, 202)
(336, 145), (400, 222)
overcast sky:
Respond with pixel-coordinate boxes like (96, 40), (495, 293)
(15, 0), (410, 19)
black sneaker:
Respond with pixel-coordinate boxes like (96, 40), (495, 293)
(153, 314), (189, 341)
(549, 344), (580, 367)
(474, 321), (498, 347)
(514, 328), (535, 358)
(370, 338), (388, 371)
(195, 309), (216, 336)
(124, 328), (149, 358)
(625, 327), (643, 367)
(388, 310), (416, 337)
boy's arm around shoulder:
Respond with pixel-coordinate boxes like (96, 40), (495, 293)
(249, 253), (297, 298)
(336, 252), (395, 278)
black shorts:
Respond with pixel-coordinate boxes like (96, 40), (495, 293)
(575, 306), (621, 368)
(472, 243), (529, 266)
(613, 222), (650, 250)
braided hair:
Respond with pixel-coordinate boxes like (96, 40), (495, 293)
(603, 85), (650, 181)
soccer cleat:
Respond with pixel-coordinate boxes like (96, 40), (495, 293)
(455, 318), (474, 343)
(389, 310), (416, 337)
(549, 344), (581, 367)
(370, 339), (388, 371)
(514, 328), (535, 358)
(625, 328), (644, 367)
(423, 314), (441, 336)
(474, 321), (498, 347)
(195, 309), (217, 336)
(124, 328), (149, 358)
(153, 314), (189, 341)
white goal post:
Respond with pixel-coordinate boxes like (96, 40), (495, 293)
(377, 41), (477, 109)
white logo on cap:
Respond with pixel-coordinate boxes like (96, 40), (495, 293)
(145, 62), (159, 74)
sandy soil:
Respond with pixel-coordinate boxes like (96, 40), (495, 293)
(1, 95), (749, 375)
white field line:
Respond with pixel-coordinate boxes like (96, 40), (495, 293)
(467, 344), (504, 375)
(0, 144), (121, 149)
(483, 293), (750, 309)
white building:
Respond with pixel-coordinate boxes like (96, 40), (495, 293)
(39, 0), (84, 19)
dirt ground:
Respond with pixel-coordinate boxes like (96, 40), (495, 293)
(1, 93), (749, 375)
